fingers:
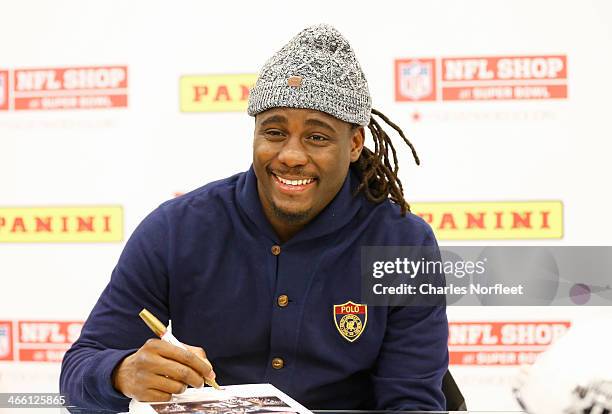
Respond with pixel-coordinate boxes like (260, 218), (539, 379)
(134, 345), (203, 388)
(113, 339), (216, 402)
(146, 339), (214, 381)
(183, 344), (216, 381)
(160, 359), (205, 388)
(114, 356), (184, 402)
(151, 375), (188, 395)
(143, 339), (214, 383)
(184, 344), (206, 360)
(133, 374), (187, 402)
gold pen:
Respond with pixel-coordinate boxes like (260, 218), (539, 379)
(139, 308), (222, 390)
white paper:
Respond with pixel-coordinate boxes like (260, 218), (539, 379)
(128, 383), (312, 414)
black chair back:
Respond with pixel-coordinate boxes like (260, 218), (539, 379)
(442, 369), (467, 411)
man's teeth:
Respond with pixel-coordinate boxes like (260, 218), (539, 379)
(276, 175), (314, 186)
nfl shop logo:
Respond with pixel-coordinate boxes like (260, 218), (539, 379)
(395, 59), (437, 101)
(334, 301), (367, 342)
(0, 323), (13, 360)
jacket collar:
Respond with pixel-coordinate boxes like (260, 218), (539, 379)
(236, 165), (363, 245)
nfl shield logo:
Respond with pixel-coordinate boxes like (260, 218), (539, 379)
(333, 301), (367, 342)
(0, 323), (12, 360)
(0, 70), (8, 111)
(395, 59), (436, 101)
(0, 72), (5, 107)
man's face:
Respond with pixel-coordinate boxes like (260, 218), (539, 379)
(253, 107), (364, 226)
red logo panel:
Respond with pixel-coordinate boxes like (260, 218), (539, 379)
(449, 321), (571, 366)
(0, 321), (14, 361)
(0, 70), (8, 110)
(12, 66), (128, 110)
(17, 321), (83, 362)
(395, 55), (567, 102)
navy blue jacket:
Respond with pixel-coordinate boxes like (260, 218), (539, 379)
(60, 167), (448, 412)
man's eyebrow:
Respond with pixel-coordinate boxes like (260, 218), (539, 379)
(304, 118), (337, 133)
(259, 115), (287, 127)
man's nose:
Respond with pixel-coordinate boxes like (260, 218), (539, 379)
(277, 136), (308, 167)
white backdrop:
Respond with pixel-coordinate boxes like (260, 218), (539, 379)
(1, 0), (612, 411)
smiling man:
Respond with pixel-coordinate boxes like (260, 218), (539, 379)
(252, 107), (364, 242)
(60, 24), (449, 412)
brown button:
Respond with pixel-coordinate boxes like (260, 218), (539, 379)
(271, 245), (281, 256)
(271, 357), (284, 369)
(287, 76), (302, 87)
(277, 295), (289, 307)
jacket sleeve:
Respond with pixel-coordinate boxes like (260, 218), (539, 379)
(60, 207), (171, 411)
(371, 225), (449, 410)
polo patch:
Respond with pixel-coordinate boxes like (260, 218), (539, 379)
(333, 301), (367, 342)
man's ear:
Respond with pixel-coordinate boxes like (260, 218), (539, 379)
(350, 126), (365, 162)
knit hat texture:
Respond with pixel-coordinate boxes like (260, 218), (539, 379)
(248, 24), (372, 126)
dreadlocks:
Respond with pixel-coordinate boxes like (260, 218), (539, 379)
(352, 108), (420, 216)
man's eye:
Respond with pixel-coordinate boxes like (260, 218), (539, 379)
(309, 135), (328, 142)
(265, 130), (283, 136)
(264, 130), (286, 140)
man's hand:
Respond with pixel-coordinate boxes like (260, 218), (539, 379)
(112, 338), (216, 402)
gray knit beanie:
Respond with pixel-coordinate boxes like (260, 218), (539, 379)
(247, 24), (372, 126)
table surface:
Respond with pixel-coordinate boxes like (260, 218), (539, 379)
(61, 410), (526, 414)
